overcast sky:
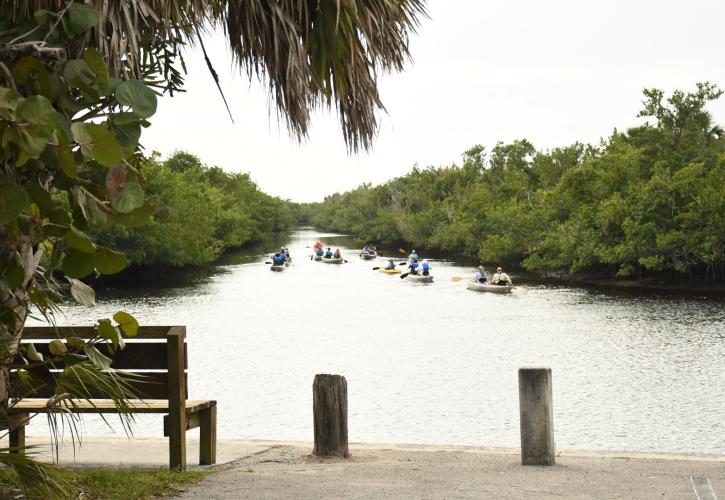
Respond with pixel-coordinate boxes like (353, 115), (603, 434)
(143, 0), (725, 202)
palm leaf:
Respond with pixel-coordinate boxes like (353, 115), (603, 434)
(3, 0), (427, 150)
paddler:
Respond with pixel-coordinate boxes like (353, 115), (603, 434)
(473, 265), (488, 283)
(421, 259), (431, 276)
(408, 249), (419, 261)
(491, 266), (513, 286)
(385, 259), (397, 270)
(333, 248), (342, 259)
(324, 247), (333, 258)
(408, 258), (420, 275)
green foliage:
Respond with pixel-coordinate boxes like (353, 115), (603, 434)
(94, 152), (295, 267)
(307, 84), (725, 283)
(0, 466), (208, 499)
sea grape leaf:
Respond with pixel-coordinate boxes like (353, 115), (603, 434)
(113, 311), (138, 337)
(62, 248), (95, 278)
(66, 225), (96, 253)
(115, 80), (157, 118)
(97, 319), (124, 350)
(111, 181), (144, 213)
(94, 247), (128, 274)
(68, 277), (95, 306)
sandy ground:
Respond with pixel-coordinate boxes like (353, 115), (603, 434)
(176, 442), (724, 499)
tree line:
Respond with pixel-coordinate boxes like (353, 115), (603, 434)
(95, 151), (295, 267)
(305, 84), (725, 283)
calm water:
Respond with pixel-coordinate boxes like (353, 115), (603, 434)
(29, 228), (725, 453)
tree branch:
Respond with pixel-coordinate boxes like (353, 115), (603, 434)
(0, 42), (66, 64)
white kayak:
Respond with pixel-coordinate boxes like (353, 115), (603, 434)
(407, 274), (433, 283)
(360, 252), (377, 260)
(270, 264), (285, 272)
(320, 257), (344, 264)
(466, 280), (512, 294)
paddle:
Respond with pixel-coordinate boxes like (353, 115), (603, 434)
(372, 267), (380, 270)
(265, 261), (272, 264)
(452, 276), (467, 282)
(400, 272), (409, 279)
(398, 261), (408, 265)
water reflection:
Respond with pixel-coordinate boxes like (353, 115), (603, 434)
(28, 228), (725, 453)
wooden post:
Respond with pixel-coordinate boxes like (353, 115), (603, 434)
(167, 326), (187, 470)
(8, 413), (27, 454)
(312, 374), (349, 457)
(199, 405), (217, 465)
(518, 367), (555, 465)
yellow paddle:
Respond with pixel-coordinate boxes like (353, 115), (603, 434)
(451, 276), (467, 282)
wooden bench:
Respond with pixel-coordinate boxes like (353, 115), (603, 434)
(8, 326), (216, 470)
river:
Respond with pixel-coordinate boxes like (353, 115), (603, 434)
(28, 228), (725, 454)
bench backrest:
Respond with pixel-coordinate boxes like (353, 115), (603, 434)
(19, 326), (187, 401)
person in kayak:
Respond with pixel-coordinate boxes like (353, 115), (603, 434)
(421, 259), (431, 276)
(473, 265), (488, 283)
(408, 259), (420, 275)
(333, 248), (342, 259)
(408, 249), (419, 261)
(284, 247), (291, 261)
(324, 247), (333, 258)
(272, 253), (285, 265)
(313, 241), (324, 250)
(386, 259), (397, 270)
(362, 244), (372, 254)
(492, 267), (513, 286)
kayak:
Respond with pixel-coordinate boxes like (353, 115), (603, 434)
(407, 274), (433, 283)
(466, 280), (512, 294)
(380, 268), (401, 274)
(360, 252), (377, 260)
(320, 257), (344, 264)
(270, 264), (285, 272)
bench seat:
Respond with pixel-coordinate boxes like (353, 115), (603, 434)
(13, 399), (215, 414)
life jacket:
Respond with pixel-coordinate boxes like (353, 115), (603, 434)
(273, 254), (284, 265)
(422, 262), (430, 271)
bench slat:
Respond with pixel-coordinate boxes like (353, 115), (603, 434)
(17, 372), (187, 400)
(22, 326), (181, 339)
(31, 342), (188, 370)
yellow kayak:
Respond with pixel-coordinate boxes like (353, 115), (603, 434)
(380, 268), (401, 274)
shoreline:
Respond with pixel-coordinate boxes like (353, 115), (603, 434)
(9, 436), (724, 466)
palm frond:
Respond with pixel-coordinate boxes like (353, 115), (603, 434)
(4, 0), (428, 150)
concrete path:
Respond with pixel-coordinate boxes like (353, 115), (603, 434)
(0, 436), (270, 469)
(176, 442), (724, 500)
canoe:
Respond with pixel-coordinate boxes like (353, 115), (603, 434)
(360, 252), (377, 260)
(270, 264), (285, 272)
(380, 268), (401, 274)
(466, 280), (512, 294)
(407, 274), (433, 283)
(320, 257), (344, 264)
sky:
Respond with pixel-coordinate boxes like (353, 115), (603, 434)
(143, 0), (725, 202)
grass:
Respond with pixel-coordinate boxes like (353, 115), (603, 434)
(0, 467), (210, 499)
